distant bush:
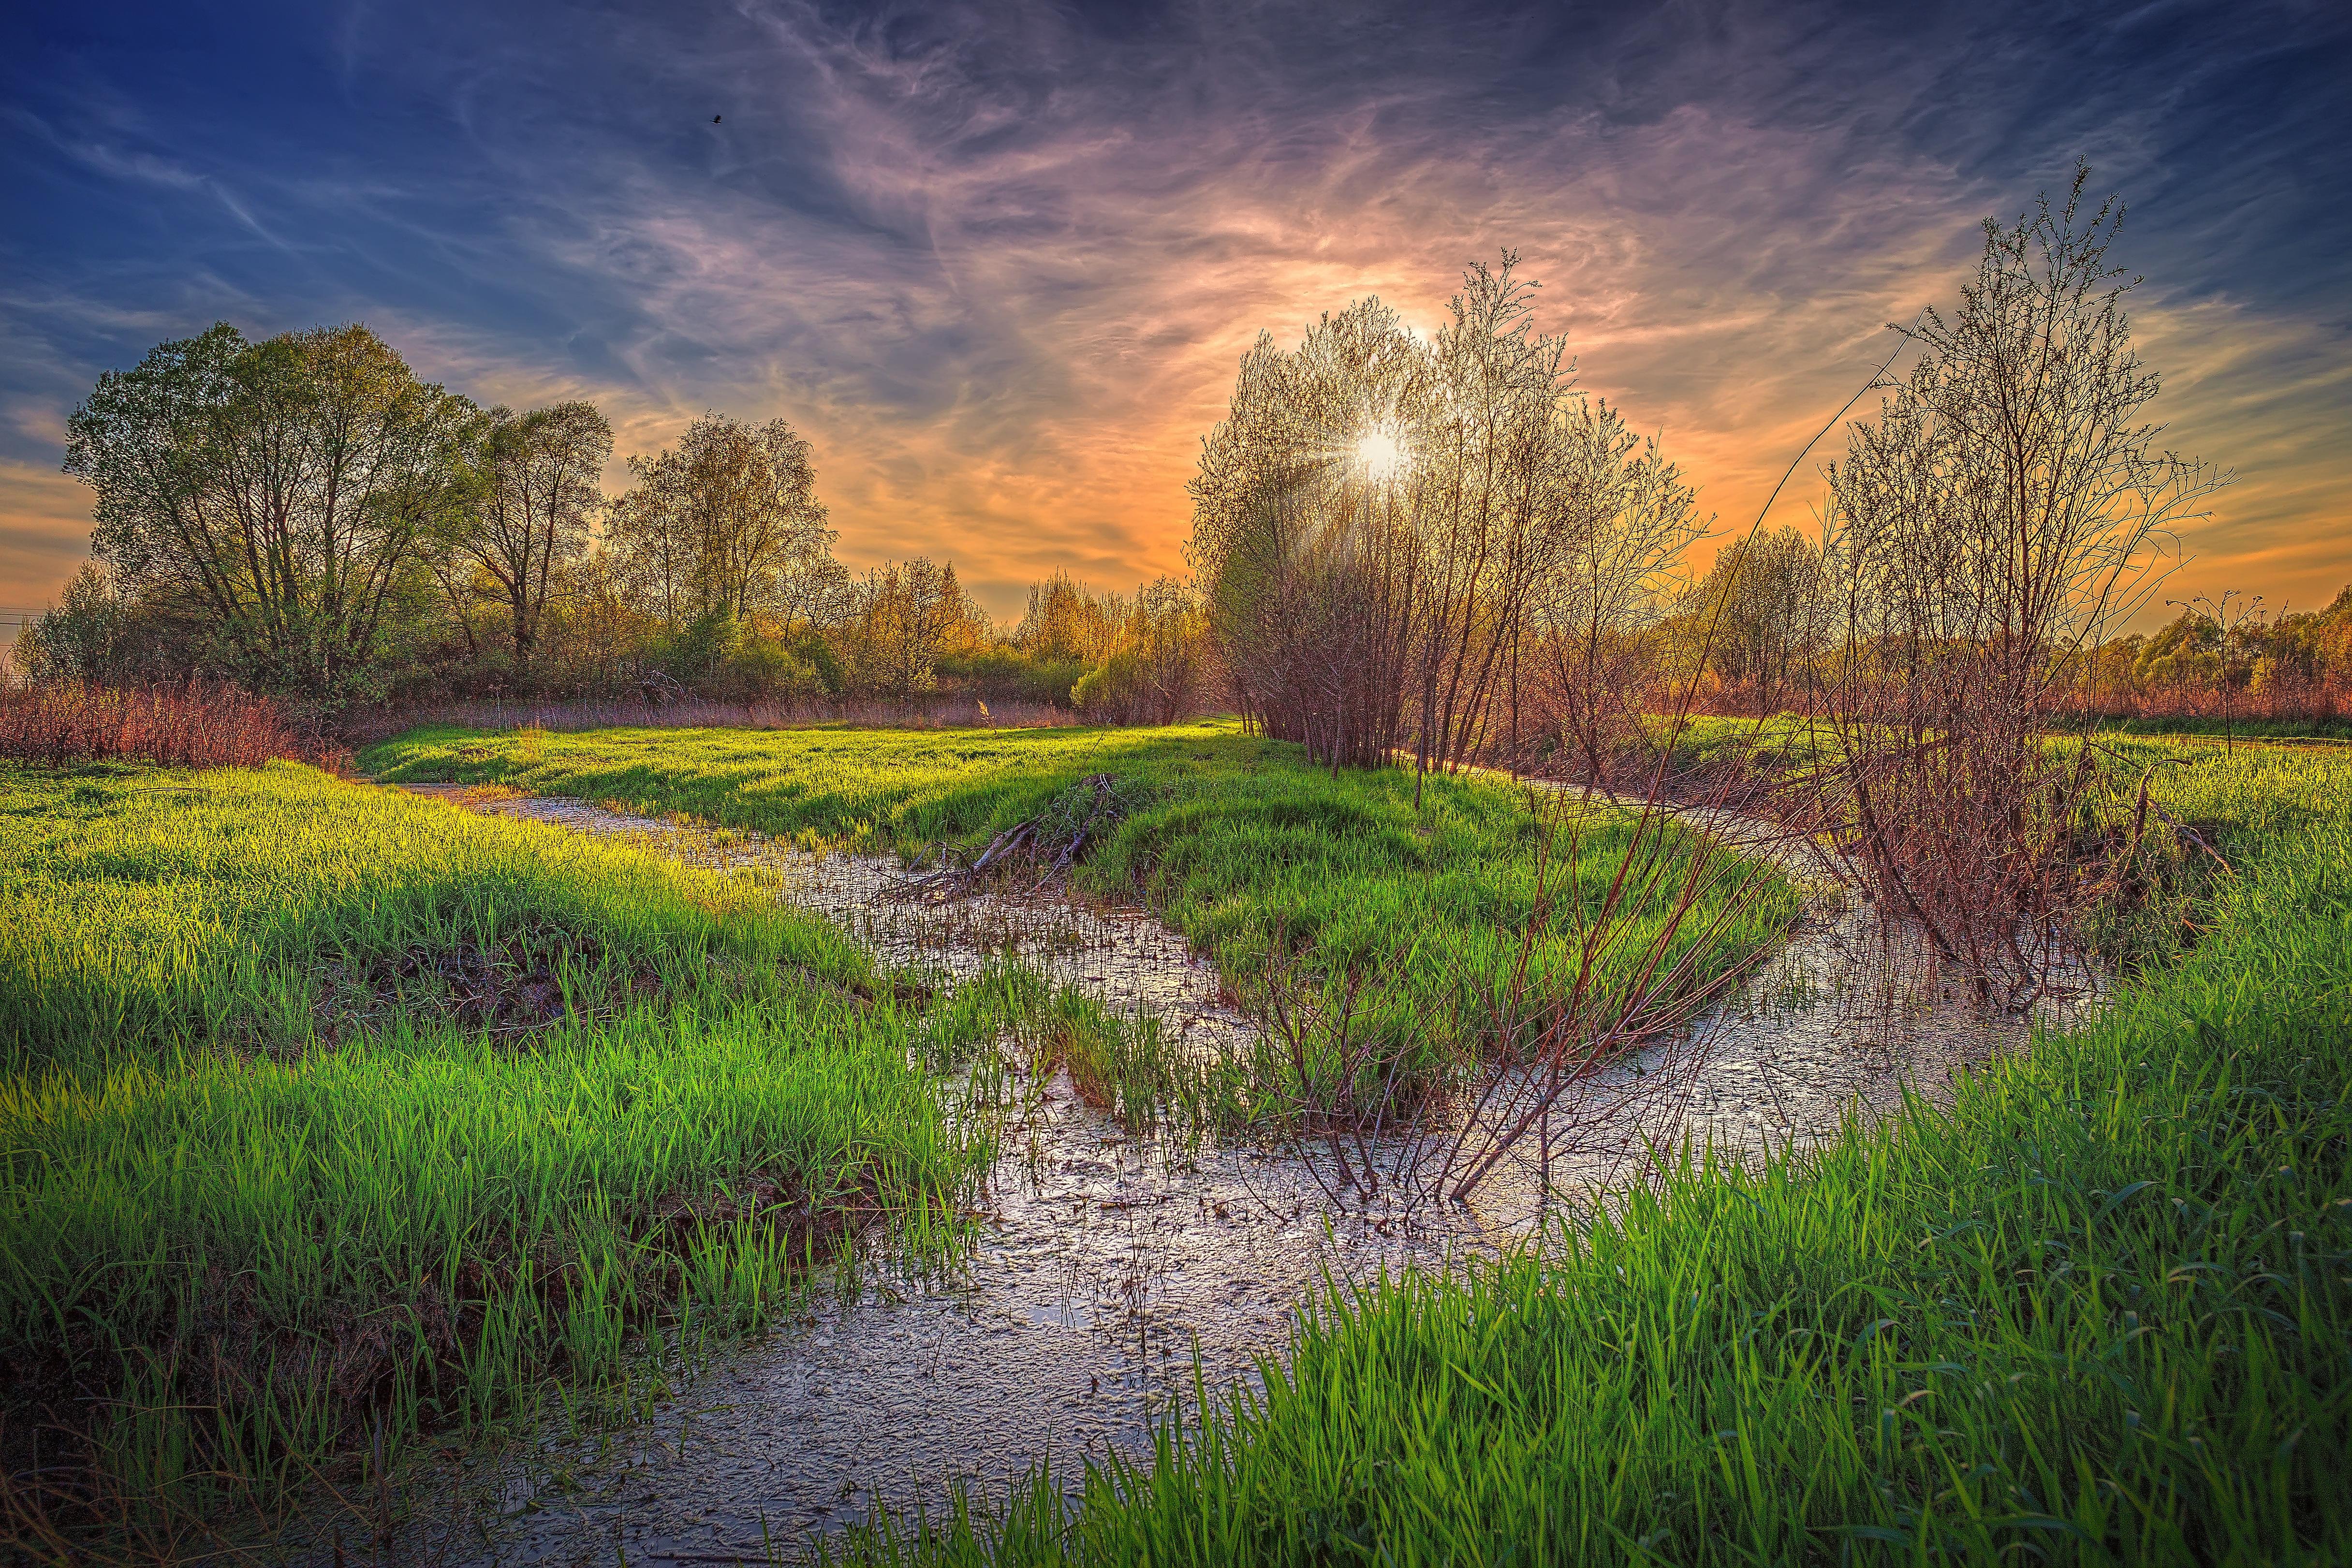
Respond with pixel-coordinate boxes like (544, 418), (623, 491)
(0, 680), (343, 771)
(935, 647), (1090, 707)
(1071, 647), (1150, 721)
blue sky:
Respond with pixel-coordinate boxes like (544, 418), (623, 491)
(4, 0), (2347, 622)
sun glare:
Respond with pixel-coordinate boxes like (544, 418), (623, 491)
(1355, 429), (1402, 480)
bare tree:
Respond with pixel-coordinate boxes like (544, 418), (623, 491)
(1408, 255), (1592, 779)
(2164, 589), (2265, 756)
(1821, 166), (2227, 994)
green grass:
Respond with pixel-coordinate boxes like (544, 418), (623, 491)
(1598, 712), (2352, 794)
(2083, 715), (2352, 742)
(0, 724), (1794, 1538)
(0, 762), (881, 1069)
(32, 724), (2326, 1560)
(0, 762), (983, 1525)
(836, 739), (2352, 1567)
(362, 720), (1802, 1085)
(1642, 712), (1842, 779)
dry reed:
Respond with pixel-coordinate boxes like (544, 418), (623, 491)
(0, 680), (343, 772)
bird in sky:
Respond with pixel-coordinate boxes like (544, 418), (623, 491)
(712, 115), (722, 123)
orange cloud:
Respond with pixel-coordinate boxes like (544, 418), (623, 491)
(4, 2), (2344, 630)
(0, 461), (97, 610)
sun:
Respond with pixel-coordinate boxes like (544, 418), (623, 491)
(1354, 428), (1402, 480)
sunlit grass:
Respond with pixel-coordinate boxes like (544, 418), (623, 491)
(363, 718), (1803, 1079)
(831, 740), (2352, 1566)
(0, 762), (984, 1524)
(0, 761), (877, 1067)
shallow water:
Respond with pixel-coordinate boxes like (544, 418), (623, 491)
(343, 786), (2090, 1566)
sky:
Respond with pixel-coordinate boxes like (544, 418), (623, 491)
(3, 0), (2347, 628)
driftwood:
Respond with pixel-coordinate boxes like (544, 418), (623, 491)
(636, 668), (688, 707)
(892, 773), (1127, 903)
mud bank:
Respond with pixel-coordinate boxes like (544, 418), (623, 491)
(335, 788), (2087, 1565)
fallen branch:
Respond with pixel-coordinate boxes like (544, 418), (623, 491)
(890, 773), (1129, 903)
(2144, 796), (2237, 877)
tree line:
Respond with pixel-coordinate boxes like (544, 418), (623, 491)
(15, 323), (1213, 721)
(24, 173), (2312, 754)
(1189, 168), (2240, 997)
(1186, 185), (2329, 790)
(1557, 526), (2352, 731)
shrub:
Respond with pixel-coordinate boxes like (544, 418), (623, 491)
(0, 681), (340, 771)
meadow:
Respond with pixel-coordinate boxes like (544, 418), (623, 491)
(362, 719), (1803, 1082)
(9, 721), (2345, 1564)
(2, 720), (1794, 1547)
(835, 738), (2352, 1567)
(0, 762), (997, 1536)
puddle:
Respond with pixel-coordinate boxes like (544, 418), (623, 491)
(330, 785), (2092, 1565)
(409, 786), (1259, 1062)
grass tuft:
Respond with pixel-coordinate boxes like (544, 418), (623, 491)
(830, 739), (2352, 1566)
(0, 762), (983, 1532)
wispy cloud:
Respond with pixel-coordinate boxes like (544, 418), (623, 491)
(1, 0), (2345, 617)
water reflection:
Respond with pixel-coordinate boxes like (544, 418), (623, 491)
(350, 787), (2091, 1565)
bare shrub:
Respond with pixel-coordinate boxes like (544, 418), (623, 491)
(1431, 782), (1792, 1202)
(1819, 167), (2225, 997)
(0, 680), (341, 771)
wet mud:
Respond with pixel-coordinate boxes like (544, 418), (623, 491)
(344, 786), (2091, 1565)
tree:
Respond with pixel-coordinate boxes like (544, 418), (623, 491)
(1016, 568), (1128, 664)
(1828, 168), (2222, 695)
(441, 401), (612, 683)
(1531, 402), (1704, 771)
(13, 564), (131, 685)
(64, 322), (478, 702)
(848, 558), (989, 699)
(1189, 291), (1428, 768)
(1190, 254), (1698, 781)
(1674, 526), (1827, 713)
(1071, 577), (1215, 724)
(1821, 167), (2227, 990)
(608, 412), (834, 627)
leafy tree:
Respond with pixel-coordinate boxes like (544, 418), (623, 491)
(64, 322), (477, 703)
(1071, 577), (1214, 723)
(12, 564), (131, 685)
(1190, 254), (1702, 778)
(848, 558), (989, 699)
(437, 401), (612, 684)
(1016, 568), (1128, 663)
(1673, 526), (1829, 712)
(607, 412), (834, 627)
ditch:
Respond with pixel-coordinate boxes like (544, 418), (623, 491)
(337, 787), (2095, 1565)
